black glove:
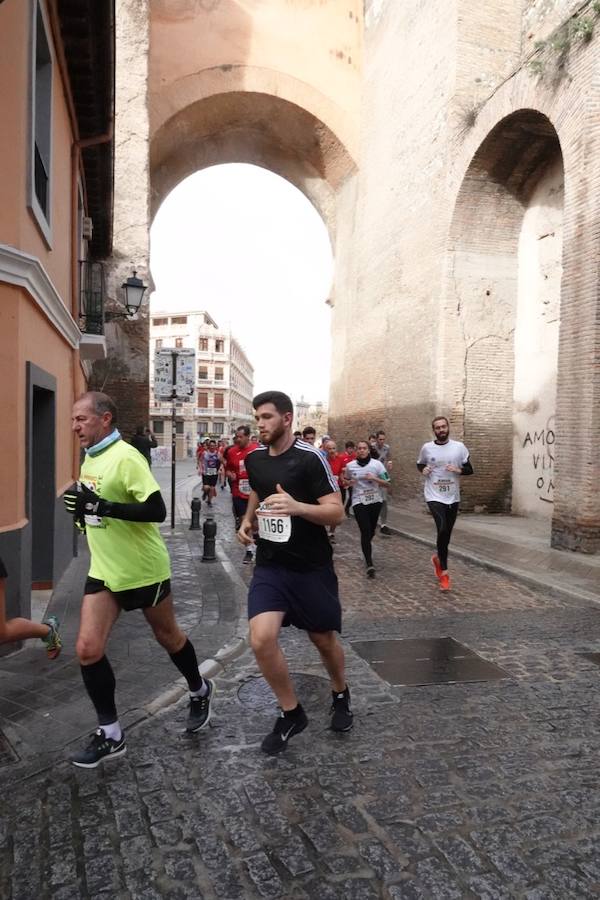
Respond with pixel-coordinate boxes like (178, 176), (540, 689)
(64, 484), (107, 523)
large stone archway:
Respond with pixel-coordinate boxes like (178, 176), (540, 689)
(440, 109), (564, 515)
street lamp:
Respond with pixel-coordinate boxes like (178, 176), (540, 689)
(105, 269), (147, 321)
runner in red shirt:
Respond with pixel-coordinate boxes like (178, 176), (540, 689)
(226, 425), (260, 564)
(339, 440), (356, 516)
(323, 439), (346, 544)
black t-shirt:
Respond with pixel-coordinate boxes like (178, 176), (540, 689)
(0, 555), (6, 579)
(245, 440), (340, 571)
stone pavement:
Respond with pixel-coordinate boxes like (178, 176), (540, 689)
(0, 467), (245, 785)
(4, 502), (600, 898)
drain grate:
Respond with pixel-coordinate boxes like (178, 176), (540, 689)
(351, 637), (511, 687)
(238, 673), (330, 713)
(0, 728), (18, 767)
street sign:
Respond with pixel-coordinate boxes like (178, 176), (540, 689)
(154, 348), (196, 401)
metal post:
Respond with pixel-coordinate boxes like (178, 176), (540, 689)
(171, 351), (177, 529)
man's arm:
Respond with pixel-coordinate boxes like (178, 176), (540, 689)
(260, 485), (344, 527)
(65, 485), (166, 523)
(238, 490), (260, 545)
(147, 431), (158, 449)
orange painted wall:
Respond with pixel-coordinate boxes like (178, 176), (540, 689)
(0, 0), (74, 303)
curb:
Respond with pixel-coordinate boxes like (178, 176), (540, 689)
(387, 525), (600, 607)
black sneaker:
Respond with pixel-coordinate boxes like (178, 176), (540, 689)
(380, 525), (392, 536)
(366, 566), (376, 578)
(331, 687), (354, 732)
(243, 550), (254, 565)
(186, 679), (215, 733)
(70, 728), (126, 768)
(261, 706), (308, 755)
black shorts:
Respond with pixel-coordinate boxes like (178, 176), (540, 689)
(232, 495), (248, 519)
(248, 563), (341, 633)
(202, 475), (218, 487)
(84, 577), (171, 612)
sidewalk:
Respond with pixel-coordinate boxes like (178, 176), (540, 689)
(0, 474), (247, 785)
(385, 501), (600, 605)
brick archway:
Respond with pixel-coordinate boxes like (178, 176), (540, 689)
(440, 109), (563, 514)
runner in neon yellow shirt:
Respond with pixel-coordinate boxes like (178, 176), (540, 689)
(64, 392), (215, 768)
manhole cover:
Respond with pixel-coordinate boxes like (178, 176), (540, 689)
(0, 729), (18, 767)
(351, 637), (511, 687)
(238, 674), (330, 713)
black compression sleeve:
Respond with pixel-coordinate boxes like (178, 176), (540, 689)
(101, 490), (166, 523)
(461, 459), (474, 476)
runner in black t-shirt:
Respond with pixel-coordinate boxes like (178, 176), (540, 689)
(0, 555), (62, 657)
(238, 390), (353, 754)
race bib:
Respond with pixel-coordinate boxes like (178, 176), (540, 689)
(206, 467), (217, 476)
(257, 513), (291, 543)
(362, 490), (377, 505)
(434, 478), (453, 494)
(238, 478), (251, 496)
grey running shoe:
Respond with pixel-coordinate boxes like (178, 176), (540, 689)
(43, 615), (62, 659)
(331, 687), (354, 732)
(186, 679), (215, 732)
(261, 707), (308, 755)
(70, 728), (126, 768)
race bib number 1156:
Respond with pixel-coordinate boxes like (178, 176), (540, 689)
(257, 513), (291, 543)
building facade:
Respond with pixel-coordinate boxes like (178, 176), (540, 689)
(0, 0), (115, 637)
(294, 398), (329, 441)
(149, 310), (254, 458)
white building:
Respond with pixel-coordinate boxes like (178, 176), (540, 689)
(149, 310), (254, 458)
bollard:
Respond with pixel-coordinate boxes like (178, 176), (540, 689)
(190, 497), (201, 530)
(202, 515), (217, 562)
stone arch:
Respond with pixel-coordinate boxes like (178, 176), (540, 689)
(441, 109), (564, 514)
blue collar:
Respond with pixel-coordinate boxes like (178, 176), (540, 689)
(86, 429), (121, 457)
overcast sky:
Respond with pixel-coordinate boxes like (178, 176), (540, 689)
(150, 164), (334, 404)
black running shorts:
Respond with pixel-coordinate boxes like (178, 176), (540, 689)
(84, 577), (171, 612)
(248, 563), (341, 633)
(202, 475), (218, 487)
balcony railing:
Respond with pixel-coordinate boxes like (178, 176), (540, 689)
(79, 260), (105, 335)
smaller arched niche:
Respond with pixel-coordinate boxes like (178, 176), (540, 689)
(444, 109), (563, 516)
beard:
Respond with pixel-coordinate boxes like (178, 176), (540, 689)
(260, 420), (286, 445)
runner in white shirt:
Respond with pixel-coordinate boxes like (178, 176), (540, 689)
(416, 416), (473, 592)
(344, 441), (391, 578)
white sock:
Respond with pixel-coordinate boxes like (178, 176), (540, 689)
(101, 721), (122, 741)
(190, 679), (208, 698)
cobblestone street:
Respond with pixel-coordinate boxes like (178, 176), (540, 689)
(3, 484), (600, 898)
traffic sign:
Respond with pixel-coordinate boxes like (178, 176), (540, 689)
(154, 348), (196, 401)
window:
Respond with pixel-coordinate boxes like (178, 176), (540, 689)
(175, 337), (183, 348)
(215, 339), (225, 353)
(212, 422), (224, 435)
(197, 391), (208, 408)
(199, 337), (208, 351)
(155, 339), (162, 350)
(153, 317), (168, 326)
(171, 316), (187, 325)
(214, 393), (224, 410)
(198, 366), (208, 380)
(31, 2), (53, 237)
(176, 421), (184, 435)
(197, 421), (208, 434)
(215, 367), (224, 381)
(153, 420), (164, 434)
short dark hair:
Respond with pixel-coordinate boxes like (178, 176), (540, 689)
(376, 430), (386, 438)
(79, 391), (118, 426)
(368, 433), (377, 441)
(236, 424), (251, 437)
(253, 390), (294, 416)
(302, 426), (316, 437)
(345, 440), (355, 449)
(293, 430), (302, 437)
(432, 416), (449, 428)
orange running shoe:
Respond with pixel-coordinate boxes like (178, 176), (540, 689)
(431, 555), (443, 579)
(439, 573), (451, 592)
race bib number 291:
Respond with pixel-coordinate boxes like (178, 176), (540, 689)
(257, 513), (291, 543)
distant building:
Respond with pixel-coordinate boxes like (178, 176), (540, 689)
(294, 397), (328, 440)
(149, 310), (254, 458)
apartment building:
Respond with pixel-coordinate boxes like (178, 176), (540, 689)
(149, 310), (254, 458)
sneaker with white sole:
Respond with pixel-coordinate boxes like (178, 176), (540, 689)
(261, 706), (308, 755)
(186, 679), (215, 732)
(70, 728), (126, 768)
(330, 687), (353, 732)
(42, 615), (62, 660)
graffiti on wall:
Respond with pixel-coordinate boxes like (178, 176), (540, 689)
(521, 415), (555, 503)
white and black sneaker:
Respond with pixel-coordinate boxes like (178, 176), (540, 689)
(261, 706), (308, 755)
(243, 550), (254, 565)
(70, 728), (126, 768)
(186, 679), (215, 732)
